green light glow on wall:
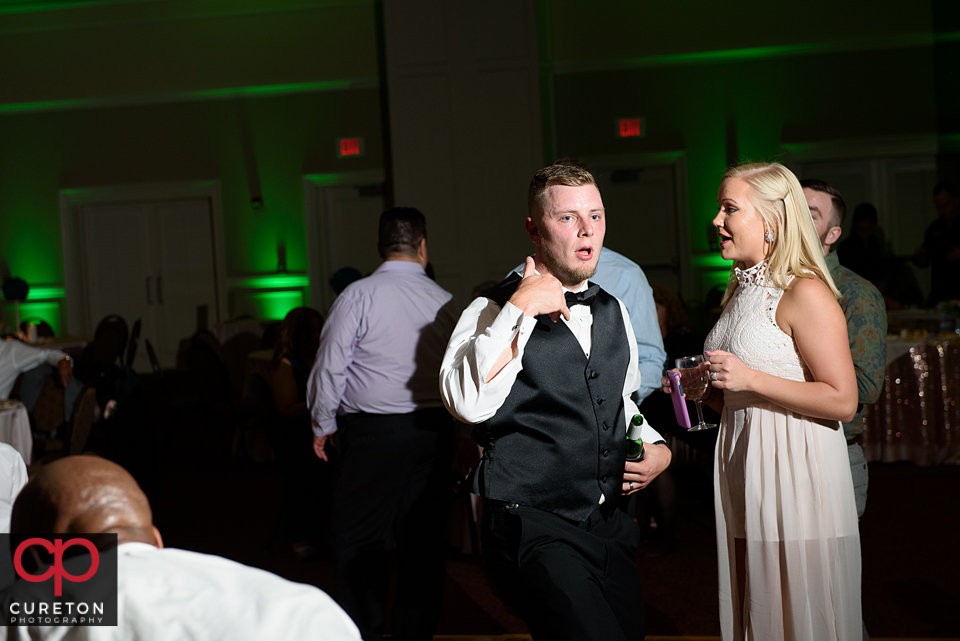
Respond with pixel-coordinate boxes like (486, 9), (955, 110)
(691, 253), (733, 269)
(240, 290), (304, 322)
(233, 274), (309, 290)
(556, 31), (960, 74)
(702, 269), (733, 292)
(0, 78), (378, 114)
(25, 285), (66, 300)
(0, 0), (156, 14)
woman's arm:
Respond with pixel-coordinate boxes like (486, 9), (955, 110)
(706, 277), (857, 423)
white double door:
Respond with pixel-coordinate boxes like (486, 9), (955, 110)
(80, 198), (220, 370)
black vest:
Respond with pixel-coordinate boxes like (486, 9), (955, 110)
(470, 272), (630, 521)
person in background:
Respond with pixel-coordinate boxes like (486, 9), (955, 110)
(837, 203), (888, 286)
(0, 312), (80, 422)
(0, 442), (27, 533)
(694, 162), (860, 640)
(1, 455), (361, 640)
(802, 178), (887, 641)
(308, 207), (458, 641)
(915, 181), (960, 306)
(271, 306), (328, 559)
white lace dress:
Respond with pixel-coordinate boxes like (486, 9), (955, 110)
(704, 262), (861, 641)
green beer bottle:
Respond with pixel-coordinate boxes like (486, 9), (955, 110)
(626, 413), (645, 461)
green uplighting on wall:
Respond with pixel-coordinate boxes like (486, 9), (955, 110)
(556, 31), (960, 75)
(25, 285), (66, 300)
(0, 78), (378, 114)
(233, 274), (309, 290)
(0, 0), (156, 15)
(703, 269), (732, 292)
(242, 290), (305, 322)
(691, 253), (733, 269)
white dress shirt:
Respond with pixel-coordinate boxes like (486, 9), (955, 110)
(9, 543), (362, 641)
(0, 340), (70, 400)
(440, 278), (663, 443)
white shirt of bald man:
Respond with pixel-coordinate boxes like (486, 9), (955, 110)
(9, 542), (361, 641)
(0, 443), (27, 534)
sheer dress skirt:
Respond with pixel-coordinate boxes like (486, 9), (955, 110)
(714, 392), (861, 641)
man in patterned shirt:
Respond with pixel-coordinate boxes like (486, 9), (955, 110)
(801, 179), (887, 517)
(802, 179), (886, 640)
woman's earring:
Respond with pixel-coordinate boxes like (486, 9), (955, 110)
(764, 230), (776, 243)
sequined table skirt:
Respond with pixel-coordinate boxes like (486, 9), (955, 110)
(863, 337), (960, 465)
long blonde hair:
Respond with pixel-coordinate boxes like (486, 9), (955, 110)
(720, 162), (839, 306)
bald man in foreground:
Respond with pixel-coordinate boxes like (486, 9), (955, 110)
(3, 456), (361, 640)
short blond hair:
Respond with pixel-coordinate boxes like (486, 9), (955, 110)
(720, 162), (840, 306)
(527, 163), (597, 219)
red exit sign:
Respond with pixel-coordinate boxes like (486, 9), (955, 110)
(617, 118), (645, 138)
(337, 137), (364, 158)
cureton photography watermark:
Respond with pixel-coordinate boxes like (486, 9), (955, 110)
(0, 534), (118, 626)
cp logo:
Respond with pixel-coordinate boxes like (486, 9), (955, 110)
(13, 538), (100, 597)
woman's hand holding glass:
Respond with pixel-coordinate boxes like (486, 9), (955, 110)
(674, 354), (717, 431)
(704, 349), (756, 392)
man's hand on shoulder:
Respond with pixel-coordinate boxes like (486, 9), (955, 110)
(621, 443), (671, 494)
(507, 256), (570, 323)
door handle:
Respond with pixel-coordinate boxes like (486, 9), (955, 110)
(145, 277), (152, 305)
(157, 274), (163, 304)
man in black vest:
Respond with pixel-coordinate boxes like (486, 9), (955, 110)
(440, 164), (671, 641)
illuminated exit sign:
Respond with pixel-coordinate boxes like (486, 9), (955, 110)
(616, 118), (645, 138)
(337, 137), (364, 158)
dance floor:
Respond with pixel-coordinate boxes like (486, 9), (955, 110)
(149, 431), (959, 640)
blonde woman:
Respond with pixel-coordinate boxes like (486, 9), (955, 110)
(695, 162), (860, 640)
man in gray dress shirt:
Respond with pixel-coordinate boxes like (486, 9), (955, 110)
(307, 207), (458, 641)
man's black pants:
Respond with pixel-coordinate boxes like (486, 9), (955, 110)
(333, 408), (454, 641)
(482, 500), (646, 641)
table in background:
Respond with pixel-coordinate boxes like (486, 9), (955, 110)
(863, 335), (960, 465)
(0, 400), (32, 465)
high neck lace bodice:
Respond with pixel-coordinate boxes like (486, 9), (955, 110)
(734, 261), (769, 287)
(705, 264), (810, 385)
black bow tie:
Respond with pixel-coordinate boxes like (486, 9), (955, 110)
(564, 284), (599, 307)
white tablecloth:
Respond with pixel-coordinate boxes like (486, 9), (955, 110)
(0, 400), (32, 465)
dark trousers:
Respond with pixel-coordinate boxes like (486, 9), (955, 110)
(482, 500), (646, 641)
(332, 408), (454, 641)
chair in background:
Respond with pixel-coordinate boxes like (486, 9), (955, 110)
(28, 373), (66, 459)
(31, 385), (97, 465)
(125, 317), (141, 372)
(67, 388), (98, 456)
(145, 339), (162, 377)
